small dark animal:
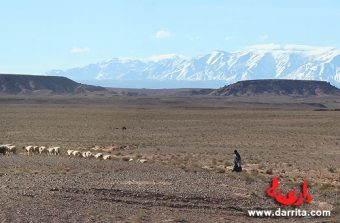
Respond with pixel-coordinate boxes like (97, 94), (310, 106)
(0, 146), (6, 155)
(122, 126), (127, 130)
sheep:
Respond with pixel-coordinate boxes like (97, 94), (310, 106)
(7, 145), (16, 154)
(139, 159), (148, 163)
(86, 151), (94, 158)
(38, 146), (47, 154)
(47, 147), (60, 155)
(103, 155), (113, 160)
(82, 151), (87, 158)
(47, 147), (55, 155)
(72, 150), (81, 157)
(53, 147), (60, 155)
(0, 144), (16, 155)
(32, 146), (39, 154)
(81, 151), (94, 158)
(0, 145), (8, 155)
(23, 146), (34, 155)
(94, 153), (103, 159)
(67, 150), (74, 156)
(0, 148), (5, 155)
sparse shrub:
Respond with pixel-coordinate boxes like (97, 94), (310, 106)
(250, 169), (259, 175)
(258, 164), (265, 169)
(252, 159), (260, 164)
(251, 192), (259, 198)
(242, 172), (257, 183)
(327, 167), (336, 173)
(319, 183), (334, 196)
(134, 154), (143, 159)
(173, 216), (189, 223)
(223, 161), (231, 168)
(215, 168), (225, 173)
(132, 211), (147, 223)
(265, 168), (273, 175)
(227, 171), (257, 183)
(122, 157), (129, 162)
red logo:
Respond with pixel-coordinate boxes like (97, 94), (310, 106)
(266, 176), (312, 206)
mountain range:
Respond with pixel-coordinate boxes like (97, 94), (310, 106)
(46, 44), (340, 88)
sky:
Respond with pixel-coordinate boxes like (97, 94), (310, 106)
(0, 0), (339, 74)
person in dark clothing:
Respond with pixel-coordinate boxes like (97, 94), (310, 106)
(232, 150), (242, 172)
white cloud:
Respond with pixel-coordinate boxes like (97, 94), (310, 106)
(70, 47), (90, 54)
(260, 34), (269, 40)
(154, 30), (171, 39)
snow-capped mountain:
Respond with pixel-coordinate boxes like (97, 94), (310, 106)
(47, 44), (340, 88)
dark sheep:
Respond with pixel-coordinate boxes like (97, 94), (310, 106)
(0, 146), (6, 155)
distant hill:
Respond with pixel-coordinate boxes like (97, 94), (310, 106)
(0, 74), (107, 95)
(210, 79), (340, 96)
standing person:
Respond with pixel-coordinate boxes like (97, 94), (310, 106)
(232, 150), (242, 172)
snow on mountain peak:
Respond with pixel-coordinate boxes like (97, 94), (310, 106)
(245, 44), (334, 52)
(46, 45), (340, 88)
(144, 54), (185, 62)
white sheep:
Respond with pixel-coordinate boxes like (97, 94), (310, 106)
(7, 145), (16, 154)
(81, 151), (94, 158)
(47, 147), (55, 155)
(139, 159), (148, 163)
(1, 144), (16, 155)
(94, 153), (103, 159)
(67, 150), (74, 156)
(39, 146), (47, 154)
(53, 147), (60, 155)
(47, 147), (60, 155)
(86, 151), (94, 158)
(103, 155), (113, 160)
(23, 146), (34, 155)
(72, 150), (81, 157)
(82, 151), (87, 158)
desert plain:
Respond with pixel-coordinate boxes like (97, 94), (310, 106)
(0, 94), (339, 222)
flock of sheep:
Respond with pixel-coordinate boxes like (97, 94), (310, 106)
(0, 144), (113, 160)
(66, 149), (113, 160)
(24, 145), (60, 155)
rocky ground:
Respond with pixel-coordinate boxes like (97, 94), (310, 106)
(0, 154), (337, 223)
(0, 96), (339, 222)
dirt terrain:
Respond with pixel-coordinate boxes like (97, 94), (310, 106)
(0, 95), (339, 222)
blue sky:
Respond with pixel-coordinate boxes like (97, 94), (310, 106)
(1, 0), (339, 74)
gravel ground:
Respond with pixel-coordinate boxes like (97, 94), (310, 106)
(0, 99), (339, 222)
(0, 155), (337, 223)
